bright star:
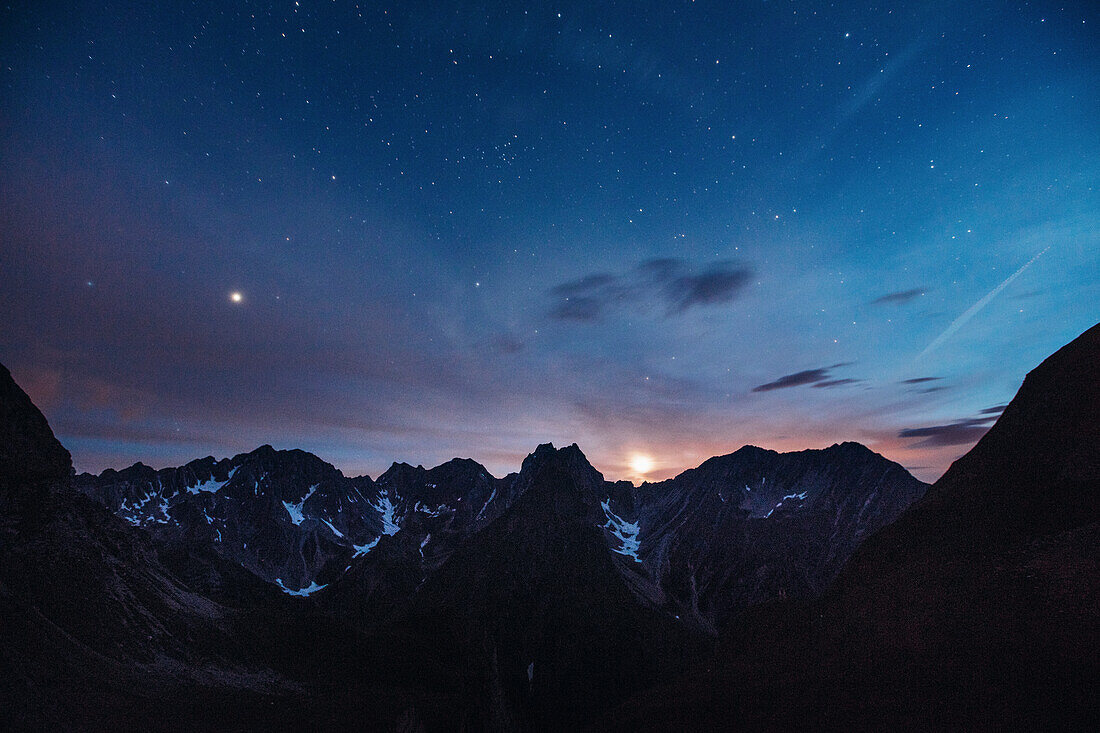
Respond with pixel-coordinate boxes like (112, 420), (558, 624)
(230, 291), (243, 303)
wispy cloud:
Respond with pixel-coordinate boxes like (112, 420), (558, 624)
(548, 259), (753, 322)
(898, 415), (998, 447)
(797, 37), (929, 167)
(871, 288), (928, 306)
(665, 265), (754, 313)
(752, 363), (855, 393)
(489, 334), (525, 354)
(812, 378), (861, 389)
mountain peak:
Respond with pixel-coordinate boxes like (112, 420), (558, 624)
(504, 444), (607, 528)
(526, 442), (590, 461)
(924, 322), (1100, 536)
(520, 443), (603, 485)
(826, 441), (873, 454)
(0, 363), (72, 489)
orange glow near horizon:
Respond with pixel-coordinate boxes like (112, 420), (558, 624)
(628, 453), (655, 479)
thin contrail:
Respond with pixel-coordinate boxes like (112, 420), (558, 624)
(796, 37), (927, 169)
(917, 246), (1050, 360)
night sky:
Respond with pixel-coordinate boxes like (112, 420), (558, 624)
(2, 1), (1097, 483)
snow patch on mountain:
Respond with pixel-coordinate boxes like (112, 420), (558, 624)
(476, 487), (497, 520)
(186, 466), (239, 495)
(374, 491), (400, 535)
(151, 495), (171, 523)
(765, 491), (809, 519)
(118, 488), (178, 526)
(321, 517), (344, 538)
(352, 537), (380, 557)
(282, 483), (319, 525)
(352, 492), (401, 556)
(413, 501), (450, 517)
(275, 578), (327, 597)
(601, 499), (641, 562)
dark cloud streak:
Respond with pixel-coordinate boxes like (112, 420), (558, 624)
(665, 265), (753, 313)
(752, 363), (854, 393)
(870, 288), (929, 306)
(548, 259), (753, 322)
(898, 415), (999, 447)
(753, 368), (830, 392)
(812, 378), (861, 389)
(549, 296), (606, 322)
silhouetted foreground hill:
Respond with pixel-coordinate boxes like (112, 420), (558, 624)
(0, 364), (71, 491)
(0, 365), (411, 731)
(609, 323), (1100, 731)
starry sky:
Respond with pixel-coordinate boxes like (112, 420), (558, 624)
(2, 1), (1097, 483)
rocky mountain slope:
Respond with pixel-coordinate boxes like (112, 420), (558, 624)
(610, 322), (1100, 731)
(73, 449), (523, 595)
(0, 365), (288, 730)
(73, 447), (382, 593)
(78, 435), (926, 634)
(621, 441), (927, 630)
(0, 364), (467, 731)
(339, 443), (708, 728)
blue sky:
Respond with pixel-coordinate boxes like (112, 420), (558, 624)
(2, 0), (1097, 482)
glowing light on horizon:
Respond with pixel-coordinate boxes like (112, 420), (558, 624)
(629, 453), (654, 477)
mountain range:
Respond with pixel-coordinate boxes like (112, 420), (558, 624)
(2, 322), (1097, 730)
(74, 431), (926, 636)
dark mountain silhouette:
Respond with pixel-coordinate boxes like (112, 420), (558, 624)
(630, 441), (927, 630)
(314, 457), (518, 635)
(381, 443), (711, 728)
(0, 366), (411, 731)
(15, 316), (1094, 733)
(75, 449), (522, 598)
(610, 322), (1100, 731)
(0, 364), (278, 729)
(0, 364), (72, 493)
(74, 447), (383, 593)
(78, 435), (926, 640)
(313, 440), (926, 726)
